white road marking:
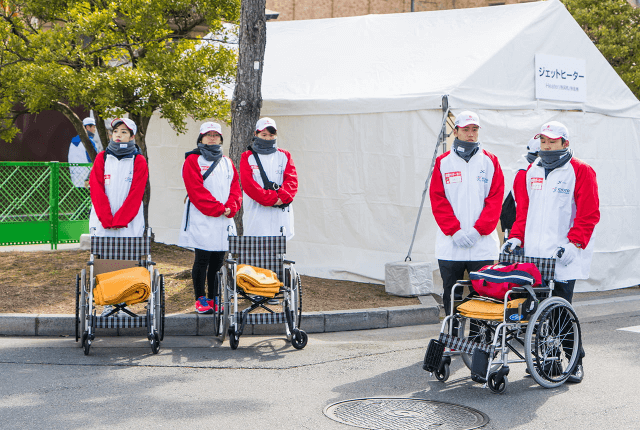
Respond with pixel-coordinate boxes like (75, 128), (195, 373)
(617, 325), (640, 333)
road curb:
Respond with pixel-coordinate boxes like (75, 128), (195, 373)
(0, 296), (441, 337)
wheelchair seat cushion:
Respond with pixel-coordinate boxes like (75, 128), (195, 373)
(94, 266), (151, 306)
(470, 262), (542, 300)
(457, 297), (527, 321)
(236, 264), (283, 298)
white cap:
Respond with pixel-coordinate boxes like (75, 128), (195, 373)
(83, 117), (96, 126)
(454, 111), (480, 128)
(111, 118), (137, 135)
(256, 117), (277, 132)
(199, 122), (222, 136)
(527, 136), (541, 154)
(535, 121), (569, 141)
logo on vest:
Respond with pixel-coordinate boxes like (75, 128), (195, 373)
(445, 171), (462, 184)
(531, 177), (543, 190)
(553, 187), (570, 195)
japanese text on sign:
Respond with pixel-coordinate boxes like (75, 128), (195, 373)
(535, 54), (586, 103)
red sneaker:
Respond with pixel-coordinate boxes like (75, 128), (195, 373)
(195, 296), (213, 314)
(207, 299), (223, 312)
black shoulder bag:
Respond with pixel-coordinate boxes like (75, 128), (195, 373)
(249, 146), (289, 209)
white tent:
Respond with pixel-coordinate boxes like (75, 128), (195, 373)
(146, 0), (640, 293)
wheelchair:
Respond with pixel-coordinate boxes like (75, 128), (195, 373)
(423, 251), (582, 393)
(75, 229), (165, 355)
(212, 233), (307, 350)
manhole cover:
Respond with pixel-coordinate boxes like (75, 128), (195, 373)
(324, 398), (489, 430)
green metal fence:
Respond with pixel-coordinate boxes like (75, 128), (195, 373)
(0, 162), (92, 249)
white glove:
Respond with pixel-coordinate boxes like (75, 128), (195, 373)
(465, 228), (481, 247)
(501, 238), (522, 254)
(556, 242), (580, 266)
(452, 230), (473, 248)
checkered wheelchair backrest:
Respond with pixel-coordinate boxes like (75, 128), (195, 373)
(498, 252), (556, 281)
(90, 236), (150, 260)
(229, 236), (286, 281)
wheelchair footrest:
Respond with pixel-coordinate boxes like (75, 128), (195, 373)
(439, 333), (496, 356)
(90, 315), (148, 329)
(471, 348), (490, 383)
(423, 339), (445, 372)
(240, 312), (287, 325)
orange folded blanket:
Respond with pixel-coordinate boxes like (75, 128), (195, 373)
(94, 266), (151, 306)
(236, 264), (283, 298)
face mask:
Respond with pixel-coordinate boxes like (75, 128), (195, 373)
(538, 148), (572, 170)
(452, 138), (479, 162)
(107, 139), (136, 157)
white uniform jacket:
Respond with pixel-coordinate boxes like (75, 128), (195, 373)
(89, 150), (148, 238)
(240, 148), (297, 240)
(429, 145), (505, 261)
(178, 154), (242, 251)
(510, 158), (600, 281)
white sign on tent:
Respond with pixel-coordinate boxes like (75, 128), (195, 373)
(535, 53), (587, 102)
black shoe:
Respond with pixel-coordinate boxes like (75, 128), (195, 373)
(566, 364), (584, 384)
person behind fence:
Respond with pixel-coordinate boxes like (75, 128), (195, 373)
(68, 117), (102, 188)
(179, 122), (242, 314)
(429, 111), (505, 323)
(240, 117), (297, 240)
(500, 136), (540, 239)
(88, 118), (149, 317)
(503, 121), (600, 383)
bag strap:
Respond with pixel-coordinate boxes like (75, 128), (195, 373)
(249, 146), (278, 190)
(184, 157), (223, 231)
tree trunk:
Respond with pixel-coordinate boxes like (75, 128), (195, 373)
(53, 101), (98, 161)
(94, 111), (109, 152)
(229, 0), (267, 236)
(131, 113), (153, 238)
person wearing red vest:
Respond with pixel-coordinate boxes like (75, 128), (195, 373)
(179, 122), (242, 314)
(504, 121), (600, 383)
(240, 117), (297, 240)
(89, 118), (148, 317)
(429, 111), (505, 319)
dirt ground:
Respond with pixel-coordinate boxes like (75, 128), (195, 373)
(0, 243), (420, 314)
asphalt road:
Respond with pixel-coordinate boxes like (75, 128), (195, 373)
(1, 292), (639, 430)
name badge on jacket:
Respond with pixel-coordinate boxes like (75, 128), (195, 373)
(445, 171), (462, 184)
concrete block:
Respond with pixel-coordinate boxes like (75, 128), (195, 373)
(165, 313), (197, 336)
(36, 314), (74, 336)
(0, 314), (36, 336)
(323, 308), (388, 332)
(300, 312), (325, 333)
(385, 303), (440, 328)
(79, 234), (91, 250)
(197, 314), (218, 336)
(252, 323), (286, 335)
(385, 261), (434, 296)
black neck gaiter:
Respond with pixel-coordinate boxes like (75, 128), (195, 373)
(453, 138), (479, 162)
(538, 149), (572, 170)
(197, 143), (223, 163)
(252, 137), (277, 154)
(107, 140), (136, 157)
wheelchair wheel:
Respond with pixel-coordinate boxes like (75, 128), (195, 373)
(75, 273), (80, 342)
(76, 270), (87, 346)
(82, 332), (91, 356)
(525, 297), (581, 388)
(291, 329), (308, 350)
(152, 271), (165, 342)
(229, 327), (239, 350)
(459, 318), (495, 370)
(488, 372), (508, 394)
(150, 331), (160, 355)
(216, 268), (230, 343)
(434, 356), (451, 382)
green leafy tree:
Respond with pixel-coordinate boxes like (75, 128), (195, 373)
(0, 0), (239, 226)
(563, 0), (640, 99)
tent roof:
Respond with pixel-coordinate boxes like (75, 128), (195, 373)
(261, 0), (640, 118)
